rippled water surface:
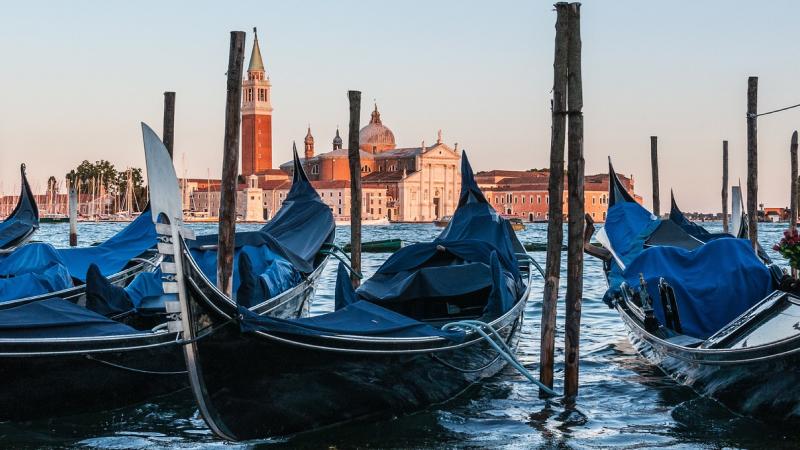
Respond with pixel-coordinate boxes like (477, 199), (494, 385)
(3, 221), (798, 449)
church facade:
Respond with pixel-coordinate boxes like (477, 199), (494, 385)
(280, 105), (461, 222)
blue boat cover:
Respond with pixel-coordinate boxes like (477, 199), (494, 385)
(238, 268), (465, 342)
(0, 165), (39, 250)
(0, 297), (140, 339)
(237, 152), (523, 340)
(0, 244), (72, 302)
(603, 168), (774, 339)
(624, 238), (773, 339)
(189, 148), (334, 274)
(57, 209), (157, 282)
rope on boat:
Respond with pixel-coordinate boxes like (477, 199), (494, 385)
(441, 320), (559, 397)
(319, 247), (363, 279)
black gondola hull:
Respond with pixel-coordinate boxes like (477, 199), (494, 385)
(618, 302), (800, 417)
(180, 241), (527, 440)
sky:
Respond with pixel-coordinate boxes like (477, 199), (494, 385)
(0, 0), (798, 212)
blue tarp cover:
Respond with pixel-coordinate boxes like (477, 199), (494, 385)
(58, 210), (157, 282)
(239, 274), (465, 342)
(623, 238), (773, 339)
(189, 152), (334, 274)
(603, 180), (774, 339)
(0, 298), (140, 338)
(0, 244), (72, 302)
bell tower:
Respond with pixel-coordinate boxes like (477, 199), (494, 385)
(241, 28), (273, 176)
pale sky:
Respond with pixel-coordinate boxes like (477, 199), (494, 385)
(0, 0), (798, 212)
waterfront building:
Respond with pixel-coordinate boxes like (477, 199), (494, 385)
(477, 170), (640, 223)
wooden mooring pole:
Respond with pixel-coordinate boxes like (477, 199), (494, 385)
(539, 1), (569, 395)
(163, 91), (176, 160)
(746, 76), (758, 250)
(790, 130), (799, 278)
(722, 140), (729, 233)
(347, 90), (362, 287)
(564, 1), (584, 400)
(650, 136), (660, 217)
(217, 31), (246, 297)
(68, 186), (78, 247)
(791, 131), (798, 232)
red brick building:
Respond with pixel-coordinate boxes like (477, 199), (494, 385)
(476, 170), (640, 223)
(241, 28), (277, 177)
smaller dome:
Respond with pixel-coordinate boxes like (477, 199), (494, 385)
(359, 104), (396, 153)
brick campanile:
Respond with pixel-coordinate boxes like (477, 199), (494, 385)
(241, 28), (273, 176)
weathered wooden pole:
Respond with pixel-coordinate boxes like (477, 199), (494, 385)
(347, 90), (362, 287)
(217, 31), (246, 297)
(650, 136), (660, 217)
(746, 76), (758, 249)
(722, 140), (729, 233)
(539, 1), (569, 395)
(564, 1), (584, 400)
(791, 131), (798, 230)
(163, 91), (176, 160)
(68, 186), (78, 247)
(791, 131), (798, 278)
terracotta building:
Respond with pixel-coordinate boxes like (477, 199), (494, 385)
(477, 170), (640, 223)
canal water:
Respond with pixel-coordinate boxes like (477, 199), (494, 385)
(1, 221), (796, 449)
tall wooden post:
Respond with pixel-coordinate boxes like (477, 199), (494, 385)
(68, 186), (78, 247)
(746, 76), (758, 249)
(791, 131), (798, 230)
(163, 91), (176, 160)
(564, 1), (584, 400)
(217, 31), (246, 297)
(539, 1), (569, 395)
(722, 140), (729, 233)
(650, 136), (660, 217)
(347, 90), (362, 287)
(791, 131), (798, 278)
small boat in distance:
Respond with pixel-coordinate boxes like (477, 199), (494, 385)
(0, 164), (39, 253)
(433, 215), (452, 227)
(504, 216), (526, 232)
(588, 159), (800, 417)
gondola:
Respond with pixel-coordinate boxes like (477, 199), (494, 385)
(0, 164), (39, 253)
(587, 160), (800, 417)
(0, 123), (334, 421)
(168, 151), (540, 440)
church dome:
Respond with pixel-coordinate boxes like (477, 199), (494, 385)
(359, 104), (396, 153)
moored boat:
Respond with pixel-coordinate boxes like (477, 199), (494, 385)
(343, 238), (402, 253)
(0, 164), (39, 253)
(170, 152), (544, 440)
(433, 215), (451, 227)
(588, 160), (800, 417)
(0, 124), (334, 421)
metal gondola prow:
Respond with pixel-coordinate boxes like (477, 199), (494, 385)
(140, 122), (230, 438)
